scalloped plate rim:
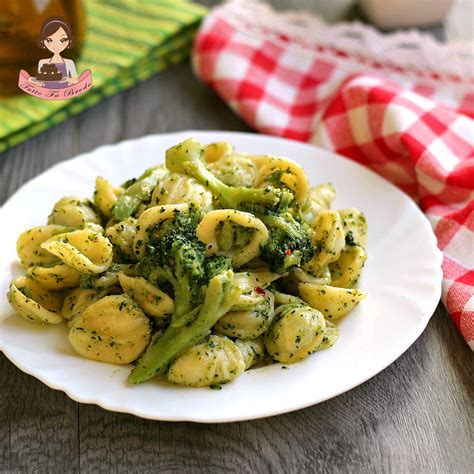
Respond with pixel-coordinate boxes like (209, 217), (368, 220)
(0, 131), (443, 423)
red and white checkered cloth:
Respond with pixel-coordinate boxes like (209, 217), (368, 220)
(192, 0), (474, 348)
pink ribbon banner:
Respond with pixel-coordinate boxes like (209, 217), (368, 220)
(18, 69), (93, 100)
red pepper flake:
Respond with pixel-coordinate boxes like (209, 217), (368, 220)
(255, 286), (265, 295)
(285, 249), (292, 255)
(147, 294), (156, 303)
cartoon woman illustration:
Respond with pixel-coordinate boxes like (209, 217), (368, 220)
(28, 16), (78, 89)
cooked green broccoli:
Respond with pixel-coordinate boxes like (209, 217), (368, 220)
(258, 211), (314, 274)
(112, 165), (168, 221)
(139, 204), (205, 325)
(166, 138), (282, 211)
(128, 269), (241, 383)
(345, 230), (356, 246)
(205, 255), (233, 280)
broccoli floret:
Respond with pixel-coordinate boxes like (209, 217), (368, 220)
(204, 255), (233, 280)
(79, 273), (95, 289)
(259, 211), (314, 274)
(129, 269), (241, 383)
(139, 204), (206, 324)
(146, 241), (205, 324)
(345, 230), (356, 246)
(166, 138), (283, 211)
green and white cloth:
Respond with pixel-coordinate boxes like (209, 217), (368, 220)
(0, 0), (206, 152)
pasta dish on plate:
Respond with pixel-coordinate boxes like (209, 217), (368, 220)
(7, 138), (367, 388)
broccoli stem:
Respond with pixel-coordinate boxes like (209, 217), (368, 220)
(173, 281), (193, 321)
(185, 162), (279, 209)
(148, 265), (193, 324)
(128, 270), (241, 384)
(148, 240), (206, 324)
(112, 166), (167, 221)
(166, 139), (280, 210)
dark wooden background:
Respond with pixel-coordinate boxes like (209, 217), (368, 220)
(1, 1), (473, 472)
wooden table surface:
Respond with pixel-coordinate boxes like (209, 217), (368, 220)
(1, 4), (473, 473)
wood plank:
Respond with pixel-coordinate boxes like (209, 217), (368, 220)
(0, 352), (79, 472)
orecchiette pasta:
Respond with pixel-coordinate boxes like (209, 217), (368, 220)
(317, 320), (339, 351)
(329, 245), (367, 288)
(242, 153), (276, 169)
(232, 271), (280, 300)
(338, 208), (367, 249)
(27, 263), (81, 290)
(272, 290), (302, 306)
(8, 138), (367, 388)
(196, 209), (268, 267)
(63, 286), (121, 329)
(167, 335), (245, 387)
(304, 210), (345, 273)
(8, 276), (63, 324)
(48, 196), (101, 228)
(132, 203), (188, 259)
(298, 282), (366, 320)
(203, 141), (234, 163)
(118, 272), (174, 318)
(214, 289), (275, 339)
(84, 222), (106, 235)
(105, 217), (138, 261)
(150, 173), (213, 211)
(79, 263), (137, 289)
(291, 266), (332, 286)
(302, 183), (336, 225)
(264, 303), (326, 364)
(94, 177), (124, 218)
(209, 155), (257, 188)
(41, 229), (113, 274)
(68, 295), (151, 364)
(62, 287), (115, 321)
(253, 157), (309, 205)
(17, 225), (70, 266)
(234, 337), (266, 370)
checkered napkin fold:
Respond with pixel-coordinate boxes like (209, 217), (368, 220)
(192, 0), (474, 348)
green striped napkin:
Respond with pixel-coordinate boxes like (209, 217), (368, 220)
(0, 0), (206, 153)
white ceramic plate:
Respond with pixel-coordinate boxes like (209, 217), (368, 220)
(0, 131), (442, 422)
